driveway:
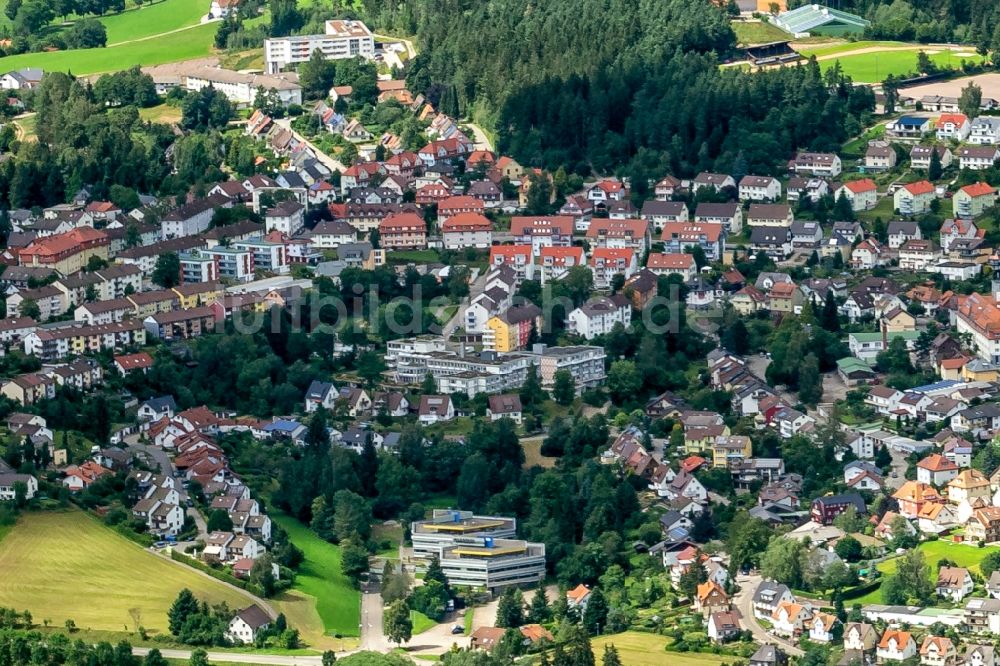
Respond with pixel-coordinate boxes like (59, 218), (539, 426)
(360, 578), (388, 651)
(733, 574), (804, 657)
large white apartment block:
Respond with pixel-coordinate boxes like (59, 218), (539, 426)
(265, 20), (376, 74)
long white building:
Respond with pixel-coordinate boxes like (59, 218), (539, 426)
(265, 20), (376, 74)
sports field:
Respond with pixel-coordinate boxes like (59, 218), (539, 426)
(821, 50), (984, 82)
(0, 510), (256, 633)
(793, 40), (985, 83)
(272, 515), (361, 640)
(594, 632), (727, 666)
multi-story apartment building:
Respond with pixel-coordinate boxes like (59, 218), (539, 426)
(264, 19), (375, 74)
(536, 345), (607, 393)
(379, 212), (427, 249)
(22, 320), (146, 361)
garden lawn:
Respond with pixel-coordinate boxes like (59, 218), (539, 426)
(0, 22), (217, 76)
(412, 610), (436, 635)
(732, 21), (789, 46)
(594, 632), (727, 666)
(0, 509), (255, 633)
(139, 104), (183, 124)
(879, 539), (1000, 576)
(272, 515), (361, 638)
(850, 539), (1000, 605)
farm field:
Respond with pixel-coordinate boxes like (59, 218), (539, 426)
(732, 21), (789, 46)
(594, 632), (727, 666)
(272, 515), (361, 642)
(0, 510), (256, 633)
(0, 21), (217, 76)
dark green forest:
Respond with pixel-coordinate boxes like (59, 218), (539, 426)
(334, 0), (875, 180)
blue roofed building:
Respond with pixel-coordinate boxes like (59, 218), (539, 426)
(887, 116), (934, 141)
(263, 418), (308, 443)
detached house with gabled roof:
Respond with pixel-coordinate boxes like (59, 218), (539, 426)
(772, 601), (811, 638)
(920, 636), (957, 666)
(895, 181), (936, 216)
(953, 183), (997, 219)
(917, 453), (959, 486)
(935, 566), (973, 602)
(791, 152), (842, 177)
(936, 113), (971, 141)
(957, 145), (1000, 170)
(878, 631), (917, 663)
(739, 175), (781, 201)
(836, 179), (878, 211)
(418, 395), (454, 424)
(691, 172), (735, 194)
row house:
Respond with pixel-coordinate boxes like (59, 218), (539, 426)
(566, 294), (631, 340)
(0, 372), (55, 405)
(144, 306), (217, 341)
(746, 204), (791, 229)
(695, 203), (742, 234)
(23, 320), (146, 361)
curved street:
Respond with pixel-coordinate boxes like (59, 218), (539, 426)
(733, 574), (804, 657)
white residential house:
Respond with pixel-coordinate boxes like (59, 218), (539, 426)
(877, 631), (917, 663)
(836, 179), (878, 211)
(936, 566), (974, 602)
(566, 295), (632, 340)
(936, 113), (971, 141)
(226, 605), (272, 645)
(894, 181), (936, 216)
(739, 175), (782, 201)
(970, 117), (1000, 145)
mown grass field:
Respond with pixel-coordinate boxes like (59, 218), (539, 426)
(0, 510), (255, 633)
(732, 21), (789, 46)
(101, 0), (205, 45)
(272, 515), (361, 640)
(0, 21), (216, 75)
(795, 40), (913, 57)
(819, 49), (985, 82)
(593, 632), (727, 666)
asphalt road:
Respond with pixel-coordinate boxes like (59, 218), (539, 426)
(733, 574), (805, 657)
(132, 647), (325, 665)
